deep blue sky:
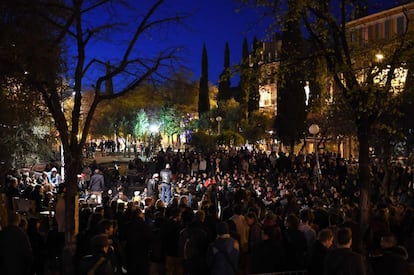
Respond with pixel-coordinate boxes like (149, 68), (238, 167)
(83, 0), (269, 87)
(82, 0), (398, 88)
(160, 0), (396, 85)
(171, 0), (269, 85)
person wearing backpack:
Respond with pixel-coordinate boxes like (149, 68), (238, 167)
(207, 221), (239, 275)
(179, 210), (209, 275)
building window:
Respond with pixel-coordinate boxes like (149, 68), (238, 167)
(259, 87), (272, 107)
(368, 25), (374, 41)
(397, 16), (405, 35)
(384, 19), (390, 39)
(350, 30), (356, 43)
(357, 28), (363, 45)
(375, 23), (380, 39)
(362, 27), (369, 44)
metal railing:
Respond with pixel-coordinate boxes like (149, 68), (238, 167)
(250, 271), (307, 275)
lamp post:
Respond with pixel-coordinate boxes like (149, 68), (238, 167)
(309, 124), (321, 183)
(114, 123), (118, 153)
(216, 116), (222, 135)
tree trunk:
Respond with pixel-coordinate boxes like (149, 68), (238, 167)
(381, 140), (393, 198)
(61, 150), (82, 275)
(357, 124), (371, 254)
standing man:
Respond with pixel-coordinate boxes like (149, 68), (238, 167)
(89, 169), (105, 204)
(324, 227), (367, 275)
(125, 208), (152, 275)
(160, 163), (173, 204)
(308, 228), (334, 275)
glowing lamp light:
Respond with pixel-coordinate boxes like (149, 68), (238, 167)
(375, 53), (384, 62)
(149, 124), (159, 133)
(309, 124), (320, 135)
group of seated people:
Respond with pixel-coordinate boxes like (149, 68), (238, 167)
(2, 166), (62, 214)
(1, 147), (414, 275)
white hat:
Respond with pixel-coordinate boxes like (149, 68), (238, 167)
(153, 173), (159, 178)
(51, 167), (58, 172)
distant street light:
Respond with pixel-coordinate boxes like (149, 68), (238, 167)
(216, 116), (222, 135)
(375, 53), (384, 62)
(309, 124), (321, 183)
(149, 124), (159, 134)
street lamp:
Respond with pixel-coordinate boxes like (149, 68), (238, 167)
(216, 116), (222, 135)
(114, 123), (118, 153)
(309, 124), (321, 183)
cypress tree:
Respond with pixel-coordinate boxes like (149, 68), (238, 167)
(238, 37), (250, 118)
(248, 37), (260, 117)
(217, 42), (232, 102)
(198, 44), (210, 118)
(352, 0), (368, 19)
(274, 0), (307, 153)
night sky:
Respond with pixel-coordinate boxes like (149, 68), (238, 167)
(81, 0), (269, 88)
(81, 0), (398, 89)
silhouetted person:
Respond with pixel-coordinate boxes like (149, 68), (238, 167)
(0, 212), (33, 275)
(324, 227), (366, 275)
(369, 232), (409, 275)
(308, 228), (334, 275)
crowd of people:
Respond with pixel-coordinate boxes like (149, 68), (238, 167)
(1, 146), (414, 275)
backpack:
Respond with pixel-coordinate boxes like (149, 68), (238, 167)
(182, 227), (206, 260)
(87, 257), (106, 275)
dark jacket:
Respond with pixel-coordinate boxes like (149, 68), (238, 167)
(207, 236), (239, 275)
(163, 218), (182, 257)
(308, 240), (329, 275)
(250, 239), (285, 274)
(324, 247), (367, 275)
(124, 215), (152, 275)
(0, 225), (33, 275)
(147, 178), (158, 198)
(283, 228), (308, 270)
(89, 173), (105, 191)
(179, 221), (209, 275)
(27, 222), (47, 275)
(369, 247), (410, 275)
(160, 168), (172, 184)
